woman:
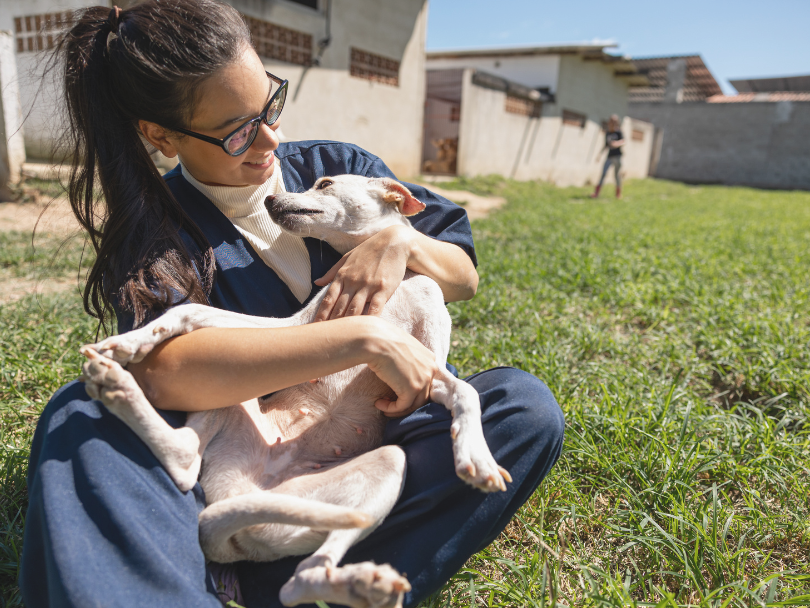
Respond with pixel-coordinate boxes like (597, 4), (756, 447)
(20, 2), (565, 606)
(590, 114), (625, 199)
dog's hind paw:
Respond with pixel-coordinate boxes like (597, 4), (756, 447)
(80, 347), (145, 409)
(80, 347), (202, 492)
(280, 562), (410, 608)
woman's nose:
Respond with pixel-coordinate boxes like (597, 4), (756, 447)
(253, 121), (280, 151)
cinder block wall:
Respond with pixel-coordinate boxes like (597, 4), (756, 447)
(630, 101), (810, 190)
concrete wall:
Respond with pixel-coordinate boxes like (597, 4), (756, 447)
(0, 31), (26, 193)
(629, 101), (810, 190)
(453, 58), (651, 186)
(1, 0), (88, 160)
(426, 54), (560, 92)
(619, 118), (655, 179)
(240, 0), (427, 176)
(1, 0), (427, 177)
(553, 54), (629, 123)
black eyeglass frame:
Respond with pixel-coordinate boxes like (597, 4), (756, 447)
(170, 71), (288, 156)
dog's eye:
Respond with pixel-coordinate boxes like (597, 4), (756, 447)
(317, 179), (333, 190)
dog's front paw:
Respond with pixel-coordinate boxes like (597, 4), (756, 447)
(84, 331), (157, 366)
(80, 347), (144, 409)
(451, 420), (512, 493)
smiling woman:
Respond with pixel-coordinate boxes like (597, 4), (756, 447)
(19, 1), (564, 607)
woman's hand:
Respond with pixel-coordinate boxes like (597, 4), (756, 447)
(362, 319), (439, 417)
(314, 225), (412, 321)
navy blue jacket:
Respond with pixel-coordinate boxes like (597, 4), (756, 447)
(117, 140), (476, 333)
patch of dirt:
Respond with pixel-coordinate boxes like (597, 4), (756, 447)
(0, 195), (81, 236)
(0, 190), (83, 304)
(412, 183), (507, 221)
(0, 276), (81, 305)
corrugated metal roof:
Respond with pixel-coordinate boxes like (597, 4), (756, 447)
(629, 55), (722, 102)
(729, 75), (810, 93)
(707, 92), (810, 103)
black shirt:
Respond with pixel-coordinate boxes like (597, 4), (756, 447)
(606, 130), (623, 157)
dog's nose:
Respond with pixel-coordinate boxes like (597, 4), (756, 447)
(265, 195), (282, 221)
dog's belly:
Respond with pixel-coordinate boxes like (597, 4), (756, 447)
(199, 366), (392, 505)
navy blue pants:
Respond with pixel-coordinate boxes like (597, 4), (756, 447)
(21, 367), (564, 608)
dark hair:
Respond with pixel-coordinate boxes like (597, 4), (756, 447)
(57, 0), (251, 332)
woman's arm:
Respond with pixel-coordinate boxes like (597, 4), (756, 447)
(128, 314), (438, 413)
(313, 224), (478, 321)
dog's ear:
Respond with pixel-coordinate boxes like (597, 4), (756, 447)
(378, 179), (426, 217)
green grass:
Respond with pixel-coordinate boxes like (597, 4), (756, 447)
(0, 230), (91, 280)
(423, 178), (810, 607)
(1, 178), (808, 606)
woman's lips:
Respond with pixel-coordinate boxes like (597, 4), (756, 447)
(243, 154), (275, 170)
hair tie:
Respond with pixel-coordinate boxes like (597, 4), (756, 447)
(106, 6), (122, 50)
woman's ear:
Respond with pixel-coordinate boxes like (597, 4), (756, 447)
(139, 120), (179, 158)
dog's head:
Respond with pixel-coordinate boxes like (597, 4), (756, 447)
(265, 175), (426, 253)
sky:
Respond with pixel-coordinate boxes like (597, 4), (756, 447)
(425, 0), (810, 95)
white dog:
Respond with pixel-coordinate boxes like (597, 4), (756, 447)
(80, 176), (510, 608)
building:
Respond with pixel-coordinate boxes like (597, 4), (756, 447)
(628, 56), (810, 190)
(423, 43), (655, 186)
(0, 0), (428, 179)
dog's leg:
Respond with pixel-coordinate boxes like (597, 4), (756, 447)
(430, 367), (512, 493)
(85, 290), (329, 368)
(278, 446), (410, 608)
(80, 348), (210, 492)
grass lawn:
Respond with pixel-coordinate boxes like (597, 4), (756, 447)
(1, 178), (808, 606)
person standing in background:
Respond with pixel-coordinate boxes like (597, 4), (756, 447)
(591, 114), (625, 199)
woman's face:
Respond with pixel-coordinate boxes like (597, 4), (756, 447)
(169, 46), (282, 187)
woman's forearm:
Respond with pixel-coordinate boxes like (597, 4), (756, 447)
(405, 230), (478, 302)
(129, 316), (384, 411)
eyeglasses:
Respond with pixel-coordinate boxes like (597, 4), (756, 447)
(171, 72), (288, 156)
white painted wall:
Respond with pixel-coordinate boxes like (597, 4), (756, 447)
(619, 117), (654, 179)
(552, 54), (629, 122)
(426, 54), (560, 91)
(454, 62), (651, 187)
(252, 0), (428, 176)
(0, 0), (86, 159)
(2, 0), (428, 177)
(0, 31), (26, 186)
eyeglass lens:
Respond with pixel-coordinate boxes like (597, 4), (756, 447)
(225, 84), (288, 155)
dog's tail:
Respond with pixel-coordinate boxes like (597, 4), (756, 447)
(199, 493), (374, 562)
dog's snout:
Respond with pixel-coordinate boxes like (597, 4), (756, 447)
(265, 195), (280, 219)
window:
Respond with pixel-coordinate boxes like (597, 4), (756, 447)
(632, 129), (645, 141)
(350, 48), (400, 87)
(14, 12), (72, 53)
(562, 109), (587, 128)
(505, 95), (541, 118)
(243, 15), (312, 67)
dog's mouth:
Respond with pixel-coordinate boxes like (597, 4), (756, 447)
(282, 209), (322, 217)
(267, 205), (323, 225)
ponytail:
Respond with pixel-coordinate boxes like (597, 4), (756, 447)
(55, 0), (250, 332)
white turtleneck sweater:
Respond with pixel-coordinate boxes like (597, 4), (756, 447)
(181, 162), (313, 303)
